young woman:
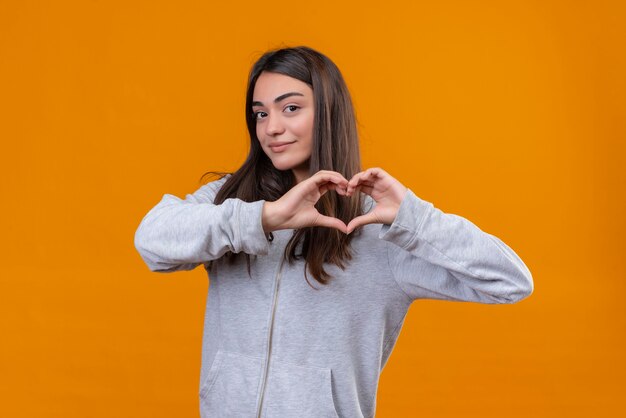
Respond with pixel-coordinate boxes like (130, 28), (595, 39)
(134, 46), (533, 418)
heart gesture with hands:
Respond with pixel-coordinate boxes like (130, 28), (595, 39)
(262, 170), (351, 234)
(261, 168), (408, 235)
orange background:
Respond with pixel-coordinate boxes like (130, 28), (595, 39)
(1, 1), (624, 416)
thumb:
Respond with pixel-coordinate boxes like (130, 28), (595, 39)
(346, 212), (380, 234)
(314, 213), (348, 234)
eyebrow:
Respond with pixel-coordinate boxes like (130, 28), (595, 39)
(252, 92), (305, 107)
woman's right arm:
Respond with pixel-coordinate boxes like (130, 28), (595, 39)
(134, 175), (270, 272)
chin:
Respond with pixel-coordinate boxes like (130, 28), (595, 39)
(271, 162), (296, 171)
(269, 157), (306, 172)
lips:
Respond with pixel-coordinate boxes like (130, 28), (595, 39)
(268, 141), (296, 152)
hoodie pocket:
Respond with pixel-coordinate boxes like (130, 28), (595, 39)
(262, 358), (340, 418)
(199, 349), (264, 418)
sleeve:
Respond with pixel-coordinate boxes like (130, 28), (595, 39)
(133, 175), (270, 273)
(379, 189), (534, 304)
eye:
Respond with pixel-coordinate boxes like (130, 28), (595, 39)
(253, 111), (267, 120)
(284, 105), (300, 113)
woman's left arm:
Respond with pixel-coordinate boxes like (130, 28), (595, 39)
(346, 168), (534, 304)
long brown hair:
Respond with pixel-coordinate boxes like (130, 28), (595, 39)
(201, 46), (364, 287)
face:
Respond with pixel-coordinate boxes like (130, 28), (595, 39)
(252, 71), (315, 184)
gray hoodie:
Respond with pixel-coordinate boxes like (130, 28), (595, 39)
(134, 174), (533, 418)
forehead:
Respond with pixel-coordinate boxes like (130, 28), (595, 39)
(253, 71), (312, 99)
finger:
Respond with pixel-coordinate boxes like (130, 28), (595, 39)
(346, 212), (381, 234)
(351, 179), (375, 188)
(345, 186), (372, 198)
(346, 180), (375, 196)
(314, 213), (348, 234)
(331, 183), (348, 196)
(319, 182), (348, 196)
(347, 171), (365, 190)
(346, 179), (374, 190)
(363, 167), (386, 178)
(313, 170), (347, 183)
(347, 168), (381, 192)
(350, 168), (376, 183)
(310, 171), (348, 190)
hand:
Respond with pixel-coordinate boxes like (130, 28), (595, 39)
(262, 170), (349, 234)
(345, 167), (407, 234)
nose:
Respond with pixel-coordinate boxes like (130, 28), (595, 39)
(265, 113), (285, 136)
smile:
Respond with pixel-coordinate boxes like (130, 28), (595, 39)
(268, 141), (296, 153)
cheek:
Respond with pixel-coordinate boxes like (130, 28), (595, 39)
(295, 115), (314, 139)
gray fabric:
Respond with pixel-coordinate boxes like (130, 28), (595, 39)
(134, 174), (533, 417)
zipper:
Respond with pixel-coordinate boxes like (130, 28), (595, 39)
(256, 256), (285, 418)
